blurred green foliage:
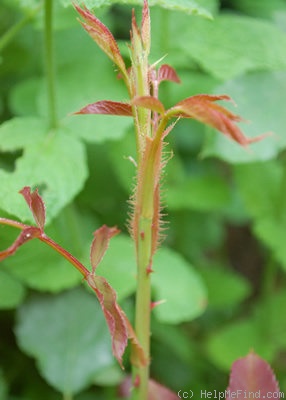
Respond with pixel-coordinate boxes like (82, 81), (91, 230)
(1, 0), (286, 398)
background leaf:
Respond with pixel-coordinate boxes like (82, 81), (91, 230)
(0, 118), (88, 223)
(178, 15), (286, 80)
(206, 291), (286, 371)
(15, 287), (116, 395)
(234, 160), (286, 269)
(0, 270), (26, 309)
(60, 0), (215, 18)
(228, 0), (286, 20)
(152, 246), (207, 323)
(166, 174), (230, 211)
(202, 72), (286, 163)
(10, 54), (133, 144)
(199, 264), (250, 309)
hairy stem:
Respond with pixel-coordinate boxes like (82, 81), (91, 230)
(44, 0), (58, 129)
(131, 119), (168, 399)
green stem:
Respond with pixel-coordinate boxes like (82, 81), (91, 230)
(44, 0), (58, 129)
(131, 120), (168, 400)
(132, 216), (152, 400)
(0, 7), (40, 52)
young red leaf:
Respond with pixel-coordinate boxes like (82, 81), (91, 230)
(19, 187), (46, 231)
(119, 376), (178, 399)
(0, 227), (41, 261)
(141, 0), (151, 53)
(75, 100), (133, 116)
(89, 226), (146, 368)
(226, 351), (280, 400)
(90, 225), (120, 273)
(87, 274), (128, 368)
(158, 64), (181, 84)
(132, 96), (165, 114)
(169, 94), (267, 147)
(74, 5), (127, 79)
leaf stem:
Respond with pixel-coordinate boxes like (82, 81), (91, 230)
(39, 233), (90, 278)
(0, 217), (90, 278)
(44, 0), (58, 129)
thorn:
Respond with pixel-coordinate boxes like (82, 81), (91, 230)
(140, 231), (145, 240)
(150, 54), (168, 69)
(146, 263), (153, 274)
(150, 299), (166, 310)
(134, 374), (140, 387)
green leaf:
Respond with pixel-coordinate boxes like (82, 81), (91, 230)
(15, 287), (115, 395)
(3, 0), (41, 12)
(234, 161), (286, 269)
(206, 291), (286, 371)
(0, 117), (88, 223)
(10, 53), (132, 143)
(199, 265), (251, 309)
(253, 291), (286, 350)
(63, 0), (214, 17)
(95, 235), (137, 301)
(150, 0), (213, 17)
(166, 174), (231, 211)
(254, 217), (286, 270)
(152, 246), (207, 323)
(234, 161), (282, 219)
(178, 15), (286, 80)
(202, 72), (286, 163)
(206, 320), (275, 371)
(55, 55), (132, 142)
(230, 0), (286, 20)
(107, 127), (137, 194)
(152, 320), (196, 365)
(168, 210), (224, 260)
(0, 270), (26, 309)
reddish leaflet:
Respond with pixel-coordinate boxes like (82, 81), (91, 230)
(226, 352), (280, 399)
